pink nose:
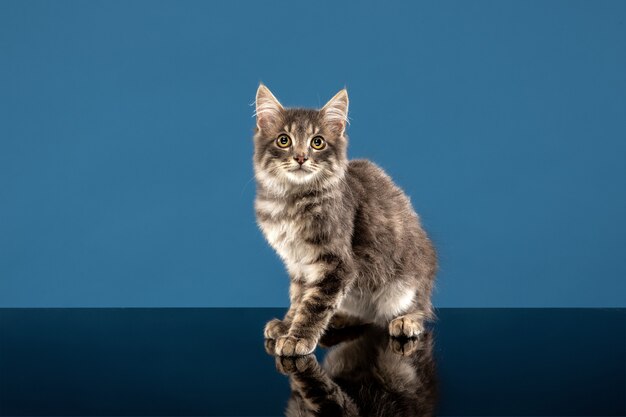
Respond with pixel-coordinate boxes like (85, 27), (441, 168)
(294, 154), (308, 165)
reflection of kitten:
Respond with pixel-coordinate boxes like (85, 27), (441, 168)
(254, 85), (437, 356)
(269, 325), (437, 417)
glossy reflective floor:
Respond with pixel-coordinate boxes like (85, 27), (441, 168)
(0, 308), (624, 416)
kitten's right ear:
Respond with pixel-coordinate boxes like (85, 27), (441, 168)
(255, 84), (283, 131)
(321, 88), (349, 135)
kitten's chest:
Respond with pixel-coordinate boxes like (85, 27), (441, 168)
(255, 198), (323, 267)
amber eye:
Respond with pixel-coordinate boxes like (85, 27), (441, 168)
(310, 136), (326, 150)
(276, 134), (292, 148)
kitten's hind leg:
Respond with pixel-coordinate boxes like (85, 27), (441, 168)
(328, 312), (364, 330)
(320, 313), (369, 347)
(389, 311), (426, 338)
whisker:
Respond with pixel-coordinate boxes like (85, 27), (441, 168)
(239, 173), (257, 198)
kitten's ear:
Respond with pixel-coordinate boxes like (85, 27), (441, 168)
(321, 89), (349, 134)
(255, 84), (283, 131)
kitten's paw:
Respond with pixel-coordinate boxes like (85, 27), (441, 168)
(263, 338), (276, 355)
(264, 318), (289, 339)
(275, 354), (317, 374)
(389, 315), (424, 338)
(275, 335), (316, 356)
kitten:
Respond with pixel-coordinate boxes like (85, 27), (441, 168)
(253, 84), (437, 356)
(269, 325), (437, 417)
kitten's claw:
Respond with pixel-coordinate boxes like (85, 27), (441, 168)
(389, 315), (424, 338)
(264, 318), (289, 339)
(275, 335), (316, 356)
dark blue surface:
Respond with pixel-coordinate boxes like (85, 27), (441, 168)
(0, 308), (624, 416)
(1, 1), (626, 307)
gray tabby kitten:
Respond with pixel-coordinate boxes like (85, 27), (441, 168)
(254, 84), (436, 356)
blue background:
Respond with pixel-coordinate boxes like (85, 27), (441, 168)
(1, 1), (625, 307)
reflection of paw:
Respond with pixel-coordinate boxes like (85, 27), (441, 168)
(389, 315), (424, 338)
(275, 354), (317, 374)
(275, 335), (316, 356)
(390, 337), (420, 356)
(264, 318), (289, 339)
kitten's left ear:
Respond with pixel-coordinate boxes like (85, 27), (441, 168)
(321, 89), (349, 134)
(255, 84), (284, 131)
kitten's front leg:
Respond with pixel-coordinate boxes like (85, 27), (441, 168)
(264, 281), (303, 339)
(275, 259), (352, 356)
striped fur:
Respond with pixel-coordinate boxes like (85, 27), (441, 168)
(254, 85), (437, 356)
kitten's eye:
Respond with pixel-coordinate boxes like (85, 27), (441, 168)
(276, 134), (292, 148)
(310, 136), (326, 150)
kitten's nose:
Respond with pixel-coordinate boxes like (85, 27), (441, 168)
(294, 154), (308, 165)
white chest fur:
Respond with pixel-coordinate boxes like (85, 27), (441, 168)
(257, 211), (325, 283)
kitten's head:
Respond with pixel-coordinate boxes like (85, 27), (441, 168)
(253, 84), (349, 192)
